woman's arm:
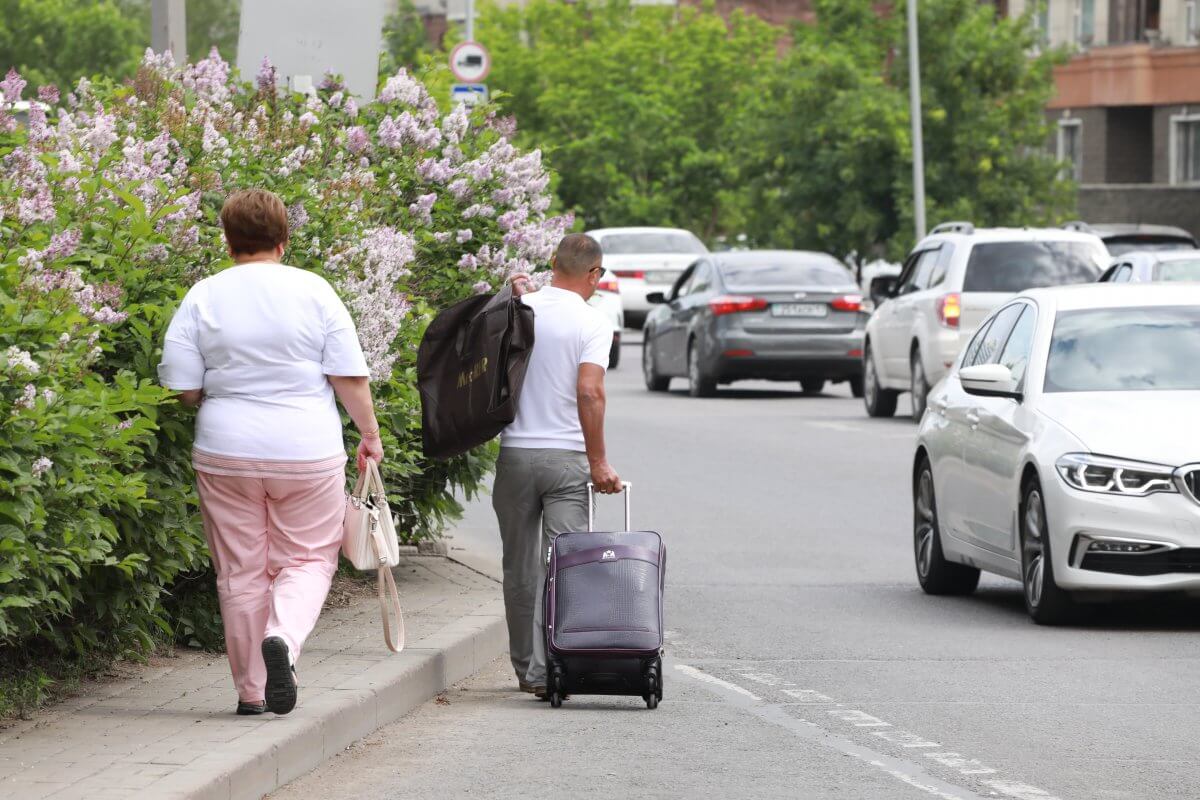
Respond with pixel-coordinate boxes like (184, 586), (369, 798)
(178, 389), (204, 408)
(327, 375), (383, 468)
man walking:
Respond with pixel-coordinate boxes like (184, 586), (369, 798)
(494, 233), (622, 696)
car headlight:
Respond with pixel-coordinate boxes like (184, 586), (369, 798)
(1055, 453), (1178, 496)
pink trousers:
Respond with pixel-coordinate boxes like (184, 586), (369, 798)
(196, 471), (345, 703)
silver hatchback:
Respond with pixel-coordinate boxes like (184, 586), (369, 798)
(641, 251), (866, 397)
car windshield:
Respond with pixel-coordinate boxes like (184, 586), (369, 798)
(1106, 239), (1196, 256)
(963, 241), (1105, 292)
(1154, 258), (1200, 282)
(719, 258), (853, 288)
(1045, 306), (1200, 392)
(599, 232), (706, 255)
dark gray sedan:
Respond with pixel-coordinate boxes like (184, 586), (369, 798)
(641, 251), (866, 397)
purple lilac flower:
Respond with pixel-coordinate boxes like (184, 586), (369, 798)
(15, 384), (37, 410)
(408, 193), (436, 224)
(473, 280), (491, 294)
(287, 202), (309, 231)
(345, 126), (369, 155)
(1, 68), (26, 103)
(43, 230), (81, 261)
(456, 229), (473, 243)
(31, 456), (52, 477)
(256, 56), (277, 94)
(37, 84), (59, 104)
(5, 347), (39, 375)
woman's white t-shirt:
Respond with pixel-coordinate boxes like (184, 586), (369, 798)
(158, 262), (369, 462)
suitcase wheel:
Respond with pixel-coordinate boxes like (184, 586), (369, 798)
(549, 661), (566, 709)
(643, 657), (662, 710)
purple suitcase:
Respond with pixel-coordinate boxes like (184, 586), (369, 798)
(544, 483), (665, 709)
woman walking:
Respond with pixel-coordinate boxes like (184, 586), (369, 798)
(158, 189), (381, 716)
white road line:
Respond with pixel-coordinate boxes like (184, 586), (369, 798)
(672, 662), (987, 800)
(674, 664), (761, 701)
(674, 662), (1065, 800)
(983, 781), (1062, 800)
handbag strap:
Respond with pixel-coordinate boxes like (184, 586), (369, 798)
(368, 509), (405, 653)
(376, 563), (405, 653)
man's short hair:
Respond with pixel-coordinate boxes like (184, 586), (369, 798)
(554, 233), (603, 277)
(220, 188), (289, 255)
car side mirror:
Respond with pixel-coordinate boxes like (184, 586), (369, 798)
(959, 364), (1022, 401)
(869, 276), (898, 306)
(646, 291), (667, 305)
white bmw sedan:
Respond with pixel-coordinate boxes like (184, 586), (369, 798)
(913, 283), (1200, 624)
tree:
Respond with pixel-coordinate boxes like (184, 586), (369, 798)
(0, 0), (144, 90)
(748, 0), (1073, 261)
(381, 0), (433, 73)
(478, 0), (779, 240)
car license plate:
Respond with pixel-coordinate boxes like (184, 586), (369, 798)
(771, 303), (827, 318)
(645, 271), (679, 284)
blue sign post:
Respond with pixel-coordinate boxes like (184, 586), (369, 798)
(451, 83), (489, 106)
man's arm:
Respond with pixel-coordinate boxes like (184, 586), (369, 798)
(577, 363), (621, 493)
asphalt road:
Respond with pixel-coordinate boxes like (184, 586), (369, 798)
(276, 338), (1200, 800)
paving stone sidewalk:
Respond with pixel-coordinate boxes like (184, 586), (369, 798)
(0, 555), (506, 800)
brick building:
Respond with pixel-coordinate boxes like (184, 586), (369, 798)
(1000, 0), (1200, 235)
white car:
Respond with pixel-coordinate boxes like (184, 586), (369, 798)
(585, 227), (708, 328)
(863, 223), (1108, 421)
(587, 268), (624, 368)
(913, 283), (1200, 624)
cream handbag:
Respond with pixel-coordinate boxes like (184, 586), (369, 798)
(343, 460), (405, 653)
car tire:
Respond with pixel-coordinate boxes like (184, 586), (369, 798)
(800, 378), (826, 395)
(910, 348), (929, 422)
(688, 340), (716, 398)
(1020, 479), (1080, 625)
(863, 343), (898, 418)
(642, 338), (670, 392)
(849, 376), (865, 398)
(609, 337), (621, 370)
(914, 457), (980, 596)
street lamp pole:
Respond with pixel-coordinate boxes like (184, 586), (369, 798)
(907, 0), (927, 241)
(151, 0), (188, 64)
(465, 0), (475, 41)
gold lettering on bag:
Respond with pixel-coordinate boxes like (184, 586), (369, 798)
(456, 356), (489, 389)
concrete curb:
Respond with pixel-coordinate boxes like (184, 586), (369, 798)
(158, 577), (507, 800)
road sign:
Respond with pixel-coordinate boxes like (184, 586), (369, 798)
(451, 83), (488, 106)
(449, 41), (491, 83)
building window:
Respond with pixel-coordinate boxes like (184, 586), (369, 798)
(1073, 0), (1095, 44)
(1171, 115), (1200, 185)
(1187, 0), (1198, 45)
(1057, 119), (1083, 182)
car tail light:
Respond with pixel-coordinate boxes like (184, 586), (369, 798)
(614, 269), (645, 279)
(709, 295), (768, 316)
(830, 294), (863, 312)
(937, 293), (961, 329)
(597, 277), (619, 293)
(723, 349), (754, 357)
(847, 348), (863, 358)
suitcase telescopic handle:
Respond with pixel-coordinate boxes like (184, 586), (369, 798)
(587, 481), (632, 531)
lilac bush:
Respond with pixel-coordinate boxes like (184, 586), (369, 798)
(0, 48), (569, 664)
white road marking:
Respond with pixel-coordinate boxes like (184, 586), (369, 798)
(983, 781), (1062, 800)
(827, 708), (892, 727)
(782, 688), (835, 703)
(873, 730), (941, 748)
(674, 662), (1064, 800)
(925, 753), (997, 775)
(673, 664), (761, 701)
(673, 662), (987, 800)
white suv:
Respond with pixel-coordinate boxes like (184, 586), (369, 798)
(862, 223), (1107, 421)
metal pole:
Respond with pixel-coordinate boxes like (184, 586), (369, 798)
(151, 0), (187, 64)
(465, 0), (475, 41)
(907, 0), (927, 241)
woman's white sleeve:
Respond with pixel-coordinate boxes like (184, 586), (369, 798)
(157, 293), (206, 390)
(322, 289), (370, 378)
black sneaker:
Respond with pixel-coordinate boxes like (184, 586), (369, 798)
(236, 701), (267, 716)
(262, 636), (298, 715)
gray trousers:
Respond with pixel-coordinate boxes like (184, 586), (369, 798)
(492, 447), (589, 687)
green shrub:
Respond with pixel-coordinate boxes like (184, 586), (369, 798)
(0, 52), (567, 705)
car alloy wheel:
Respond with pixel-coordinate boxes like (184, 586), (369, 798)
(688, 341), (716, 398)
(910, 350), (928, 422)
(1019, 480), (1079, 625)
(642, 339), (669, 392)
(913, 458), (979, 595)
(863, 343), (898, 418)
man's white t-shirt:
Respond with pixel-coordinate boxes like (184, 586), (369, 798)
(157, 262), (369, 461)
(501, 286), (612, 452)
